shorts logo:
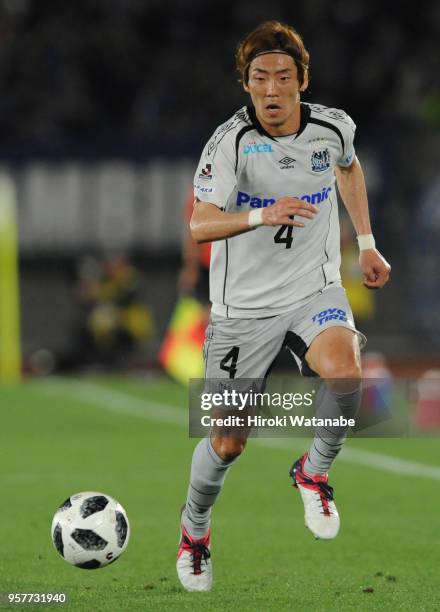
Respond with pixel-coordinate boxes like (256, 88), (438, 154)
(244, 143), (274, 154)
(311, 148), (331, 172)
(279, 156), (296, 169)
(236, 187), (332, 208)
(312, 308), (348, 326)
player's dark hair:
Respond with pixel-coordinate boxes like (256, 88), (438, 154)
(236, 20), (310, 86)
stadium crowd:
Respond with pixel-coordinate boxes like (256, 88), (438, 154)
(0, 0), (437, 155)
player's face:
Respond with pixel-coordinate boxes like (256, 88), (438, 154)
(244, 53), (307, 136)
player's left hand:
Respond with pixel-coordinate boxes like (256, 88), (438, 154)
(359, 249), (391, 289)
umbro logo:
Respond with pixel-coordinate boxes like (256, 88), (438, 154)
(278, 156), (296, 169)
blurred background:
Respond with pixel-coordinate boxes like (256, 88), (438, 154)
(0, 0), (439, 380)
(1, 4), (440, 604)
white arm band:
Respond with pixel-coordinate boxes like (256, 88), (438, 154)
(248, 209), (264, 228)
(357, 234), (376, 250)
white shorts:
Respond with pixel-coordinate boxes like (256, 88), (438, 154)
(203, 286), (366, 379)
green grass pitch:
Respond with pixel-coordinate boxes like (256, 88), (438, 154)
(0, 376), (439, 611)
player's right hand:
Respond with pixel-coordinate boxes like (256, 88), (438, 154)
(262, 196), (319, 227)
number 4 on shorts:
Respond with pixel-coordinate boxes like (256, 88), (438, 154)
(220, 346), (240, 379)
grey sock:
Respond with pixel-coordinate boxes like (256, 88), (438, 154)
(304, 383), (362, 475)
(182, 437), (237, 539)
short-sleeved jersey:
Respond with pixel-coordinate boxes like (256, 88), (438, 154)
(194, 103), (356, 318)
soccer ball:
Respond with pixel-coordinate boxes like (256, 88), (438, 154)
(51, 491), (130, 569)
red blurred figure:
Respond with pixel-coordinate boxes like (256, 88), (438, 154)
(414, 370), (440, 430)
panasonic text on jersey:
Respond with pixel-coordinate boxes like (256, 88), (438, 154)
(236, 187), (332, 208)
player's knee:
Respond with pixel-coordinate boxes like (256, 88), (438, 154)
(319, 359), (361, 391)
(330, 362), (361, 379)
(212, 437), (247, 462)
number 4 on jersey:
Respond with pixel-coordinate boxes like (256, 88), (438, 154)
(274, 224), (293, 249)
(274, 215), (294, 249)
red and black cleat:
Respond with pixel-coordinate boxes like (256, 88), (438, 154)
(177, 515), (212, 591)
(289, 453), (340, 540)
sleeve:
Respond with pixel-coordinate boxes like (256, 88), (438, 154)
(193, 128), (237, 208)
(337, 113), (356, 168)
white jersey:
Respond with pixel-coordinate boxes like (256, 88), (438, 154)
(194, 103), (356, 318)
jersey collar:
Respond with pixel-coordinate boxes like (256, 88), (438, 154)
(247, 102), (310, 141)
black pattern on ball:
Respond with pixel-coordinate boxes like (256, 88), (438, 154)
(115, 511), (128, 547)
(80, 495), (108, 518)
(58, 497), (72, 510)
(53, 523), (64, 557)
(75, 559), (101, 569)
(71, 529), (108, 551)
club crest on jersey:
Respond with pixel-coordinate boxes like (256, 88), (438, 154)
(311, 147), (330, 173)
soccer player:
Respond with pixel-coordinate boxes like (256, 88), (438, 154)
(177, 20), (391, 591)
